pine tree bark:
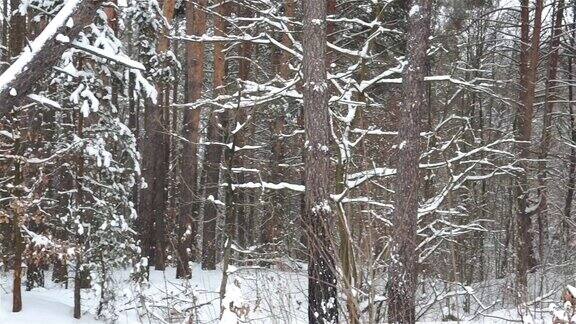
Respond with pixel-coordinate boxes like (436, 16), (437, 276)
(154, 0), (176, 271)
(302, 0), (338, 322)
(139, 0), (175, 271)
(386, 1), (432, 322)
(176, 0), (207, 277)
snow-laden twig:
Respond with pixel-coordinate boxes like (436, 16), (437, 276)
(0, 0), (104, 116)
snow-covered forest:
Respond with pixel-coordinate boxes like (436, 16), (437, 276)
(2, 0), (576, 323)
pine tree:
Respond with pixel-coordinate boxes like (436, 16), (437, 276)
(386, 0), (433, 322)
(302, 0), (338, 322)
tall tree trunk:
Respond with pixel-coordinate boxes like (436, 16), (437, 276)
(52, 146), (74, 286)
(128, 70), (140, 208)
(515, 0), (543, 297)
(200, 0), (229, 271)
(139, 0), (175, 271)
(302, 0), (338, 322)
(11, 130), (23, 313)
(152, 92), (170, 271)
(177, 0), (207, 277)
(326, 0), (359, 321)
(73, 111), (85, 319)
(386, 1), (432, 322)
(154, 0), (176, 271)
(565, 2), (576, 241)
(536, 0), (564, 265)
(231, 17), (254, 251)
(8, 0), (25, 313)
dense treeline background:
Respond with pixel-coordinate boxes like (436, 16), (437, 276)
(1, 0), (576, 322)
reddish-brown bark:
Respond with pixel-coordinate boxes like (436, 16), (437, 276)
(177, 0), (207, 276)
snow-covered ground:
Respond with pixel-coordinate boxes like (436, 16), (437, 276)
(0, 291), (102, 324)
(0, 263), (309, 323)
(0, 264), (565, 323)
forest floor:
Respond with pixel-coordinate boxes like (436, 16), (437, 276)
(0, 264), (561, 323)
(0, 263), (309, 323)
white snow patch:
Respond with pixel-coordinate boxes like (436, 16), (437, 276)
(55, 34), (69, 43)
(409, 5), (421, 17)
